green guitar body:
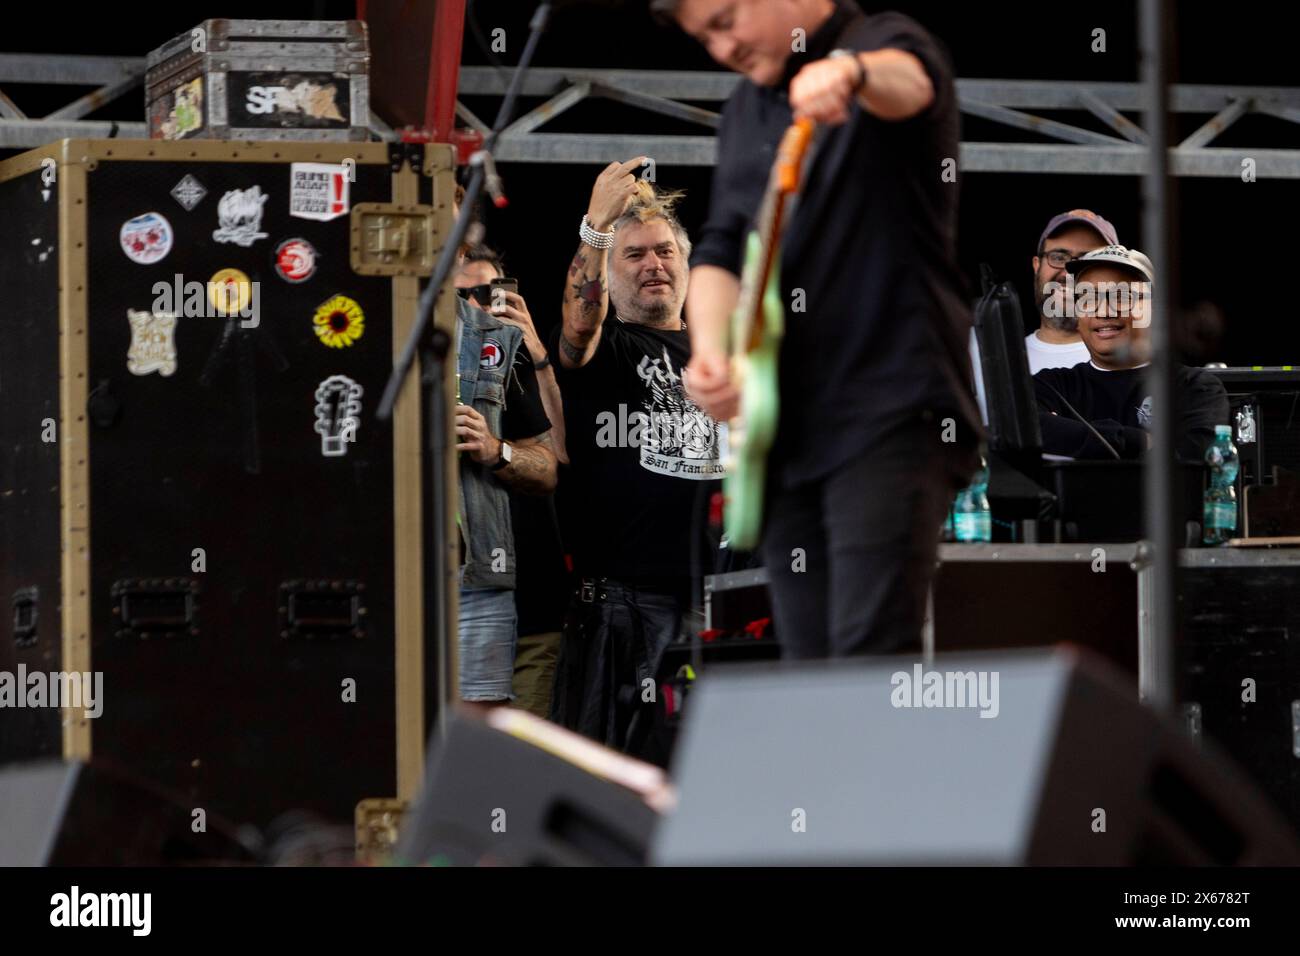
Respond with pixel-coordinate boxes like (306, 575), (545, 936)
(723, 230), (785, 551)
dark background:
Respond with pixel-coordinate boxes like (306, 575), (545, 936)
(5, 0), (1298, 364)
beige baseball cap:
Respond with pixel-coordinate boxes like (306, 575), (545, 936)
(1066, 244), (1154, 284)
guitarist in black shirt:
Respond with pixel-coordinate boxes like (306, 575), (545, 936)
(655, 0), (980, 659)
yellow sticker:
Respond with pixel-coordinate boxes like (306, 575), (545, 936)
(313, 294), (365, 348)
(208, 267), (253, 316)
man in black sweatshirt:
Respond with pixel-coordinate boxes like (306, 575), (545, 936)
(1032, 245), (1228, 461)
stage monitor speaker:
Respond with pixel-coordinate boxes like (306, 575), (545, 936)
(653, 647), (1300, 865)
(394, 715), (658, 866)
(0, 760), (257, 866)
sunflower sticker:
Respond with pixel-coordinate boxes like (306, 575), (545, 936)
(313, 294), (365, 348)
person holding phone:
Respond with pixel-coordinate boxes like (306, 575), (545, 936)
(456, 248), (570, 718)
(452, 247), (558, 708)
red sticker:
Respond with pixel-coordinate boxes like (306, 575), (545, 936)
(274, 238), (317, 283)
(480, 339), (504, 369)
(332, 173), (346, 215)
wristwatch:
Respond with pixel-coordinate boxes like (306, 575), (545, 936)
(533, 353), (552, 371)
(829, 49), (868, 93)
(490, 440), (513, 471)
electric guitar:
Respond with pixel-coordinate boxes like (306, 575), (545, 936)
(722, 117), (816, 550)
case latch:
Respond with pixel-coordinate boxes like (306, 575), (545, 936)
(278, 579), (367, 640)
(12, 587), (38, 647)
(111, 578), (200, 640)
(350, 203), (437, 276)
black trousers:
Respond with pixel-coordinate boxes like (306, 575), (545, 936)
(760, 415), (977, 659)
(549, 578), (685, 755)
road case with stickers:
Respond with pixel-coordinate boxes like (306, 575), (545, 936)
(145, 19), (371, 142)
(0, 139), (459, 832)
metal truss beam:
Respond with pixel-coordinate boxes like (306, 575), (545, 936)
(960, 99), (1129, 147)
(489, 134), (1300, 177)
(460, 67), (1300, 176)
(0, 53), (140, 85)
(1178, 97), (1250, 149)
(44, 71), (144, 122)
(460, 67), (1300, 114)
(0, 53), (146, 146)
(0, 57), (1297, 178)
(0, 88), (25, 120)
(1077, 89), (1148, 144)
(0, 119), (146, 147)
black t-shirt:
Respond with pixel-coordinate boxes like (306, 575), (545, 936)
(1032, 362), (1229, 460)
(510, 492), (569, 635)
(551, 318), (723, 581)
(499, 354), (550, 442)
(500, 346), (564, 630)
(691, 2), (982, 487)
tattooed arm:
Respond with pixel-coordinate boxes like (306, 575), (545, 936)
(494, 431), (558, 495)
(560, 245), (609, 369)
(455, 408), (557, 495)
(560, 157), (644, 369)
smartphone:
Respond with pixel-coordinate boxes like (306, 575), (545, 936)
(489, 277), (518, 313)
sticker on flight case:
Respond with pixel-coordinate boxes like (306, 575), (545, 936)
(314, 375), (363, 456)
(159, 77), (202, 140)
(274, 239), (317, 283)
(119, 212), (173, 265)
(212, 186), (269, 247)
(170, 174), (207, 211)
(480, 339), (505, 369)
(126, 309), (178, 376)
(207, 268), (254, 316)
(289, 162), (350, 221)
(313, 295), (365, 348)
(246, 80), (346, 122)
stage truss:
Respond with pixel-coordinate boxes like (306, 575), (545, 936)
(2, 56), (1299, 177)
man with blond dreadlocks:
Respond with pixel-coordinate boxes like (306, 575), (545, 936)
(550, 165), (723, 756)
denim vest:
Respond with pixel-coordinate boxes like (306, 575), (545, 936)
(456, 297), (525, 590)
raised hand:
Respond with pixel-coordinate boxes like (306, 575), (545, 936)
(587, 157), (647, 231)
(489, 290), (546, 364)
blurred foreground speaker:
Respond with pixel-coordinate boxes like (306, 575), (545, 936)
(653, 648), (1300, 865)
(395, 714), (660, 866)
(0, 760), (257, 866)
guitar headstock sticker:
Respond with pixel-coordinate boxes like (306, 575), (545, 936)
(314, 375), (363, 456)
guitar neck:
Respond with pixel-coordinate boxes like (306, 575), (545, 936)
(733, 119), (815, 355)
(734, 180), (787, 352)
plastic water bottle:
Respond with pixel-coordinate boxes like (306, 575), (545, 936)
(954, 455), (992, 543)
(1202, 424), (1239, 546)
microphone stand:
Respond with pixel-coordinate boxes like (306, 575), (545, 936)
(377, 1), (555, 734)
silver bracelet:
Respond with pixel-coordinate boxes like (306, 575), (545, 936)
(579, 215), (615, 249)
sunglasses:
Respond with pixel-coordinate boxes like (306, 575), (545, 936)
(456, 284), (494, 305)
